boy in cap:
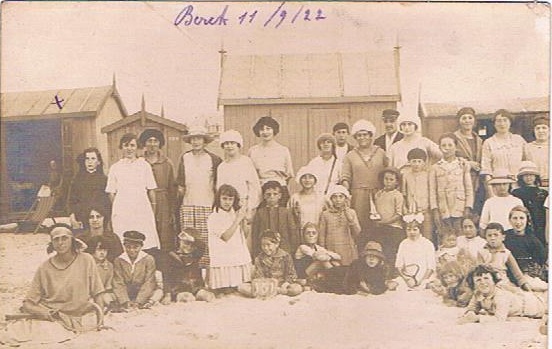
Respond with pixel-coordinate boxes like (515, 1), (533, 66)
(332, 122), (354, 163)
(374, 109), (403, 152)
(112, 231), (158, 310)
(344, 241), (396, 295)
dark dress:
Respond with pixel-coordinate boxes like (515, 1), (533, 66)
(343, 259), (391, 295)
(512, 186), (548, 245)
(147, 153), (178, 252)
(504, 228), (547, 281)
(164, 244), (205, 299)
(67, 171), (111, 227)
(77, 230), (124, 262)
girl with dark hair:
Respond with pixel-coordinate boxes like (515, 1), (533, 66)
(67, 147), (111, 229)
(106, 133), (160, 251)
(207, 184), (252, 292)
(76, 205), (123, 262)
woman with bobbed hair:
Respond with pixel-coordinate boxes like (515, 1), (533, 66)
(480, 109), (527, 197)
(248, 116), (294, 206)
(106, 133), (159, 251)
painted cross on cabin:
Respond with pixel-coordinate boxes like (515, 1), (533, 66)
(51, 95), (64, 109)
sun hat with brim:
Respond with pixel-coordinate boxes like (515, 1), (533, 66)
(219, 129), (243, 147)
(183, 125), (214, 144)
(487, 168), (516, 185)
(351, 120), (376, 136)
(361, 241), (385, 260)
(326, 184), (351, 199)
(295, 166), (318, 185)
(517, 161), (540, 177)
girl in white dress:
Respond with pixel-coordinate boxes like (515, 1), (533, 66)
(106, 133), (159, 251)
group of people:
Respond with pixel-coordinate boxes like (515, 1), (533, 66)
(6, 107), (550, 343)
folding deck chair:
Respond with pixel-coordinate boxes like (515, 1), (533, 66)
(15, 194), (58, 233)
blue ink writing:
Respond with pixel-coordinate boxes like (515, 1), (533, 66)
(291, 5), (304, 24)
(263, 2), (285, 27)
(174, 4), (229, 26)
(238, 10), (257, 25)
(51, 95), (64, 110)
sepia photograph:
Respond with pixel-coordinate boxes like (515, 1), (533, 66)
(0, 1), (550, 348)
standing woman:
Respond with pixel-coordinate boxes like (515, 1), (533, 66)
(452, 107), (484, 213)
(177, 126), (222, 268)
(524, 115), (549, 188)
(106, 133), (160, 251)
(216, 129), (262, 249)
(248, 116), (294, 206)
(139, 129), (178, 253)
(67, 148), (111, 230)
(306, 133), (342, 195)
(341, 119), (387, 236)
(480, 109), (526, 197)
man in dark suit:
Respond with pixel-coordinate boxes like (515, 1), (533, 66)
(333, 122), (354, 163)
(374, 109), (403, 151)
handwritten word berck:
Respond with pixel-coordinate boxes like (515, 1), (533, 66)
(174, 2), (326, 28)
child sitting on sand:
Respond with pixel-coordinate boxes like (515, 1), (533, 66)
(458, 265), (547, 323)
(161, 228), (215, 304)
(476, 223), (530, 291)
(239, 229), (303, 297)
(112, 231), (158, 310)
(85, 235), (116, 308)
(343, 241), (396, 295)
(395, 214), (436, 289)
(294, 222), (341, 279)
(431, 261), (471, 307)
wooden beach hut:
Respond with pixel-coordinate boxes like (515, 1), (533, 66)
(419, 96), (550, 142)
(218, 50), (402, 170)
(0, 80), (127, 217)
(101, 98), (189, 171)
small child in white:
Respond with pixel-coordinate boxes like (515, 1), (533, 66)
(479, 169), (523, 231)
(395, 213), (436, 289)
(436, 231), (460, 268)
(294, 222), (341, 279)
(456, 218), (487, 262)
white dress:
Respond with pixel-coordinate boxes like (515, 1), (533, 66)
(216, 155), (262, 211)
(106, 158), (160, 250)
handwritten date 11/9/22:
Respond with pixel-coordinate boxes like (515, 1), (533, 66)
(173, 2), (327, 28)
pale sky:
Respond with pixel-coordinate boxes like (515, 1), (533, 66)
(1, 1), (549, 125)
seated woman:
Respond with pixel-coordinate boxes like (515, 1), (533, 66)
(1, 224), (105, 345)
(76, 204), (123, 262)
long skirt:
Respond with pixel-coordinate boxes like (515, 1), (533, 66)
(180, 205), (211, 268)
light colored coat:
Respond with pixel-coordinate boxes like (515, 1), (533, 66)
(429, 158), (473, 219)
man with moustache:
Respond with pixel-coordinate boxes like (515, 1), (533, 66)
(374, 109), (403, 152)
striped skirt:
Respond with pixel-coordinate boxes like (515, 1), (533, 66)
(207, 263), (253, 290)
(180, 205), (211, 268)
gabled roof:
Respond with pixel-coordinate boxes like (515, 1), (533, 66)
(219, 51), (401, 105)
(1, 85), (128, 121)
(420, 96), (549, 119)
(101, 110), (188, 134)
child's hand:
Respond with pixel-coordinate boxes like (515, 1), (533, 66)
(521, 283), (533, 292)
(406, 278), (418, 289)
(344, 208), (355, 222)
(237, 206), (248, 222)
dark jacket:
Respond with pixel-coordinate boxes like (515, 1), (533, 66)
(343, 259), (391, 295)
(374, 132), (404, 152)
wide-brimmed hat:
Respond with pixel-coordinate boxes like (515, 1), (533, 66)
(295, 166), (318, 185)
(487, 168), (516, 185)
(219, 129), (243, 147)
(517, 161), (540, 177)
(361, 241), (385, 260)
(183, 125), (214, 144)
(351, 120), (376, 136)
(138, 129), (165, 148)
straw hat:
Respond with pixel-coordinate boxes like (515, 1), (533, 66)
(487, 168), (516, 185)
(517, 161), (540, 177)
(183, 125), (213, 144)
(219, 129), (243, 147)
(361, 241), (385, 260)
